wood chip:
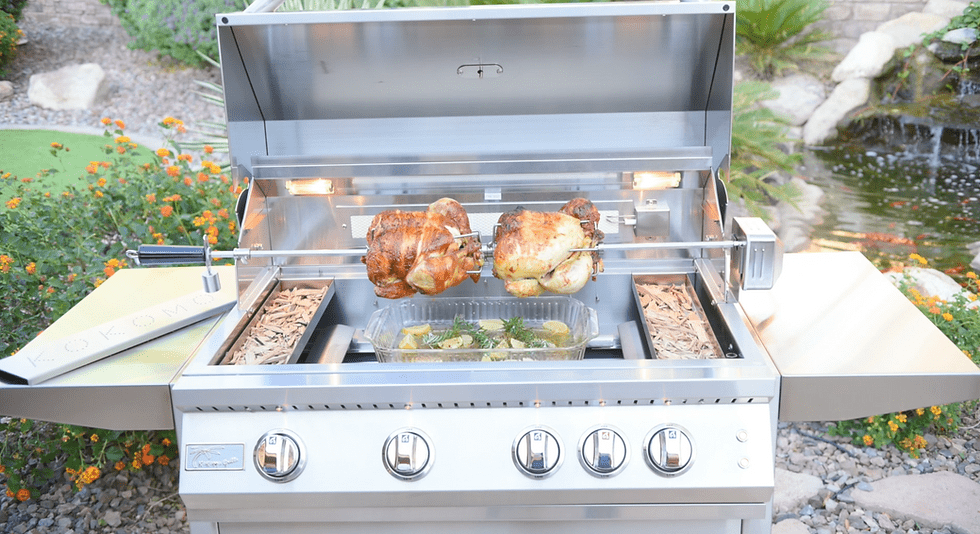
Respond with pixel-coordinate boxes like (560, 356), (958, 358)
(225, 286), (328, 365)
(637, 282), (723, 360)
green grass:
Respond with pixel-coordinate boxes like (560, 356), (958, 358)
(0, 129), (152, 199)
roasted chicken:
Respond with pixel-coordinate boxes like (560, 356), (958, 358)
(492, 198), (604, 297)
(362, 198), (483, 299)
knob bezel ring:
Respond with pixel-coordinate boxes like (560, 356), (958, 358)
(253, 428), (306, 483)
(578, 424), (630, 478)
(643, 423), (695, 478)
(512, 425), (563, 479)
(382, 427), (435, 482)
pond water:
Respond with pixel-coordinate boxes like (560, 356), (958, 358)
(802, 129), (980, 275)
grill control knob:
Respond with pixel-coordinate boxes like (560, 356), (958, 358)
(513, 427), (562, 478)
(254, 430), (304, 482)
(645, 425), (694, 477)
(580, 427), (628, 477)
(383, 429), (433, 481)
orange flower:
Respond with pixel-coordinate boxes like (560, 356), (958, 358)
(94, 191), (104, 198)
(160, 205), (174, 217)
(132, 457), (142, 470)
(116, 146), (126, 154)
(5, 197), (20, 209)
(217, 208), (229, 219)
(862, 434), (873, 446)
(197, 172), (209, 182)
(183, 177), (193, 187)
(156, 148), (171, 158)
(115, 136), (130, 144)
(114, 119), (125, 129)
(146, 193), (156, 203)
(204, 145), (214, 154)
(97, 177), (107, 187)
(162, 437), (171, 446)
(142, 454), (155, 466)
(177, 153), (193, 163)
(968, 272), (977, 280)
(25, 262), (36, 275)
(162, 194), (182, 202)
(46, 287), (55, 294)
(104, 266), (115, 277)
(100, 161), (111, 169)
(166, 165), (181, 177)
(928, 306), (941, 314)
(50, 142), (62, 149)
(101, 117), (112, 125)
(942, 312), (953, 321)
(158, 455), (170, 466)
(114, 461), (125, 471)
(15, 488), (29, 502)
(5, 489), (13, 499)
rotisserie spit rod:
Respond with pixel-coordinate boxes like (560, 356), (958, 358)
(127, 239), (742, 266)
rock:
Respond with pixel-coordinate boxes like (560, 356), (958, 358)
(0, 81), (12, 102)
(803, 77), (871, 146)
(924, 0), (970, 18)
(884, 267), (976, 306)
(103, 510), (122, 528)
(944, 27), (978, 45)
(27, 63), (109, 111)
(762, 74), (827, 126)
(876, 12), (950, 50)
(775, 468), (824, 513)
(832, 32), (898, 82)
(851, 472), (980, 534)
(773, 518), (811, 534)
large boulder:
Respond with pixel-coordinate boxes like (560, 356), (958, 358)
(28, 63), (108, 111)
(876, 12), (950, 50)
(0, 81), (12, 102)
(832, 32), (898, 82)
(923, 0), (970, 18)
(803, 77), (871, 146)
(762, 74), (827, 126)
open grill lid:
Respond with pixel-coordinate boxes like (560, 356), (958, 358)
(216, 1), (736, 179)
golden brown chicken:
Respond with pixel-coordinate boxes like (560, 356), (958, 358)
(362, 198), (483, 299)
(492, 198), (604, 297)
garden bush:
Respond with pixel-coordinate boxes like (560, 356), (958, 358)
(0, 117), (242, 499)
(0, 0), (27, 21)
(0, 11), (22, 77)
(101, 0), (245, 67)
(735, 0), (836, 80)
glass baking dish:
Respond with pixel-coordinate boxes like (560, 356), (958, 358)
(364, 297), (599, 363)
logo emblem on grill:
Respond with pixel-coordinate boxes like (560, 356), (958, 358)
(184, 444), (245, 471)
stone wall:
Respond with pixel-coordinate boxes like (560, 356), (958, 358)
(816, 0), (930, 53)
(22, 0), (120, 27)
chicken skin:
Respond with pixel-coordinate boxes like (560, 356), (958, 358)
(362, 198), (482, 299)
(492, 198), (604, 297)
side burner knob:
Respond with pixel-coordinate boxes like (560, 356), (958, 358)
(513, 427), (562, 478)
(254, 430), (304, 482)
(383, 429), (433, 481)
(645, 425), (694, 477)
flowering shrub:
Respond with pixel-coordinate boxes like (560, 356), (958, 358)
(828, 255), (980, 458)
(0, 0), (28, 20)
(0, 118), (243, 499)
(0, 11), (23, 76)
(101, 0), (245, 66)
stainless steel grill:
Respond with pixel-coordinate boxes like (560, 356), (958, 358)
(2, 3), (979, 534)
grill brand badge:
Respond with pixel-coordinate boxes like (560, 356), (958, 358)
(185, 444), (245, 471)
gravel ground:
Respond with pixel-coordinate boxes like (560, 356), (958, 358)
(2, 16), (980, 534)
(0, 19), (224, 145)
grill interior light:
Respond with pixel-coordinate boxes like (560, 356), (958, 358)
(632, 171), (681, 190)
(286, 179), (335, 196)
